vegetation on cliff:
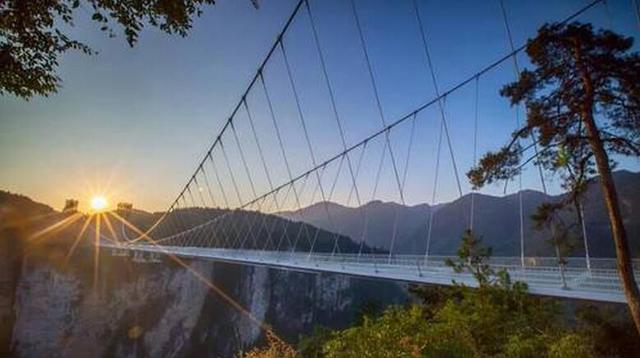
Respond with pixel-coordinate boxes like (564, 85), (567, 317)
(244, 231), (640, 357)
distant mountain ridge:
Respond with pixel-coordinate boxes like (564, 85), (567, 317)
(279, 170), (640, 257)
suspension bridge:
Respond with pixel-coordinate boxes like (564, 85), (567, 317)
(93, 0), (639, 304)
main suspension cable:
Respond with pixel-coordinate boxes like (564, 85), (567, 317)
(146, 0), (604, 246)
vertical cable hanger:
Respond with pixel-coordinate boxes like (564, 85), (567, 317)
(279, 38), (339, 256)
(219, 141), (244, 208)
(470, 76), (480, 231)
(307, 165), (331, 257)
(602, 0), (614, 30)
(633, 0), (640, 32)
(498, 0), (527, 270)
(200, 164), (218, 208)
(259, 72), (308, 231)
(305, 0), (364, 209)
(272, 184), (297, 252)
(350, 0), (409, 205)
(498, 0), (568, 286)
(328, 155), (347, 256)
(133, 0), (604, 247)
(424, 96), (445, 265)
(411, 0), (463, 198)
(287, 172), (314, 252)
(358, 137), (388, 259)
(258, 70), (316, 253)
(388, 113), (418, 264)
(230, 119), (258, 199)
(350, 0), (410, 263)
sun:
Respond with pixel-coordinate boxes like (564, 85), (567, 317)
(90, 196), (109, 212)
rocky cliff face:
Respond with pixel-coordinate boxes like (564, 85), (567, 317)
(5, 246), (405, 357)
(0, 191), (407, 357)
(0, 227), (22, 357)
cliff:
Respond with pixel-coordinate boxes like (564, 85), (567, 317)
(0, 191), (406, 357)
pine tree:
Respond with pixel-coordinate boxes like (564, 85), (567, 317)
(468, 22), (640, 334)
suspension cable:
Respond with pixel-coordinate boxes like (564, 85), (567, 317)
(305, 0), (364, 209)
(146, 0), (605, 247)
(259, 71), (315, 251)
(243, 97), (277, 201)
(350, 0), (408, 207)
(424, 98), (445, 264)
(602, 0), (614, 30)
(259, 73), (305, 218)
(498, 0), (527, 269)
(208, 154), (230, 209)
(388, 113), (418, 263)
(279, 39), (339, 255)
(219, 142), (244, 207)
(470, 76), (480, 231)
(634, 0), (640, 32)
(230, 120), (258, 198)
(579, 202), (592, 273)
(358, 137), (388, 259)
(200, 164), (218, 208)
(412, 0), (464, 198)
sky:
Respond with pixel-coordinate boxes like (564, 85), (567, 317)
(1, 0), (638, 213)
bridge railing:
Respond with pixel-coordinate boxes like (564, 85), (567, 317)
(103, 242), (639, 300)
(118, 242), (640, 272)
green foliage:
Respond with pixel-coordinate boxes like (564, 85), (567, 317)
(241, 22), (640, 356)
(298, 326), (332, 358)
(531, 202), (577, 265)
(467, 144), (522, 190)
(467, 20), (639, 213)
(322, 306), (435, 357)
(315, 276), (581, 357)
(1, 0), (216, 99)
(287, 230), (638, 357)
(236, 230), (640, 357)
(240, 330), (296, 358)
(548, 334), (595, 358)
(575, 304), (640, 356)
(445, 229), (496, 286)
(300, 231), (582, 357)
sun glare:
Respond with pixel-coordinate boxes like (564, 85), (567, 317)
(90, 196), (108, 212)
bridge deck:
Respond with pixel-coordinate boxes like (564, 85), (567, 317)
(102, 244), (639, 303)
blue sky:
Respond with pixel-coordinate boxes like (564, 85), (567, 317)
(1, 0), (638, 212)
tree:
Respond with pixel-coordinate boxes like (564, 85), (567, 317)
(0, 0), (217, 99)
(467, 22), (640, 334)
(575, 303), (640, 356)
(313, 233), (598, 357)
(445, 229), (496, 286)
(291, 233), (639, 356)
(239, 329), (296, 358)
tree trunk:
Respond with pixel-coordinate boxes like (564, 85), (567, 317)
(575, 40), (640, 335)
(585, 124), (640, 334)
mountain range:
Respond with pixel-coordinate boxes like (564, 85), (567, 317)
(279, 170), (640, 257)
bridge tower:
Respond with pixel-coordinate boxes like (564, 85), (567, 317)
(116, 202), (133, 217)
(62, 199), (78, 214)
(111, 202), (134, 257)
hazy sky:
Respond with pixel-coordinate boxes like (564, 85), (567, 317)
(1, 0), (638, 212)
